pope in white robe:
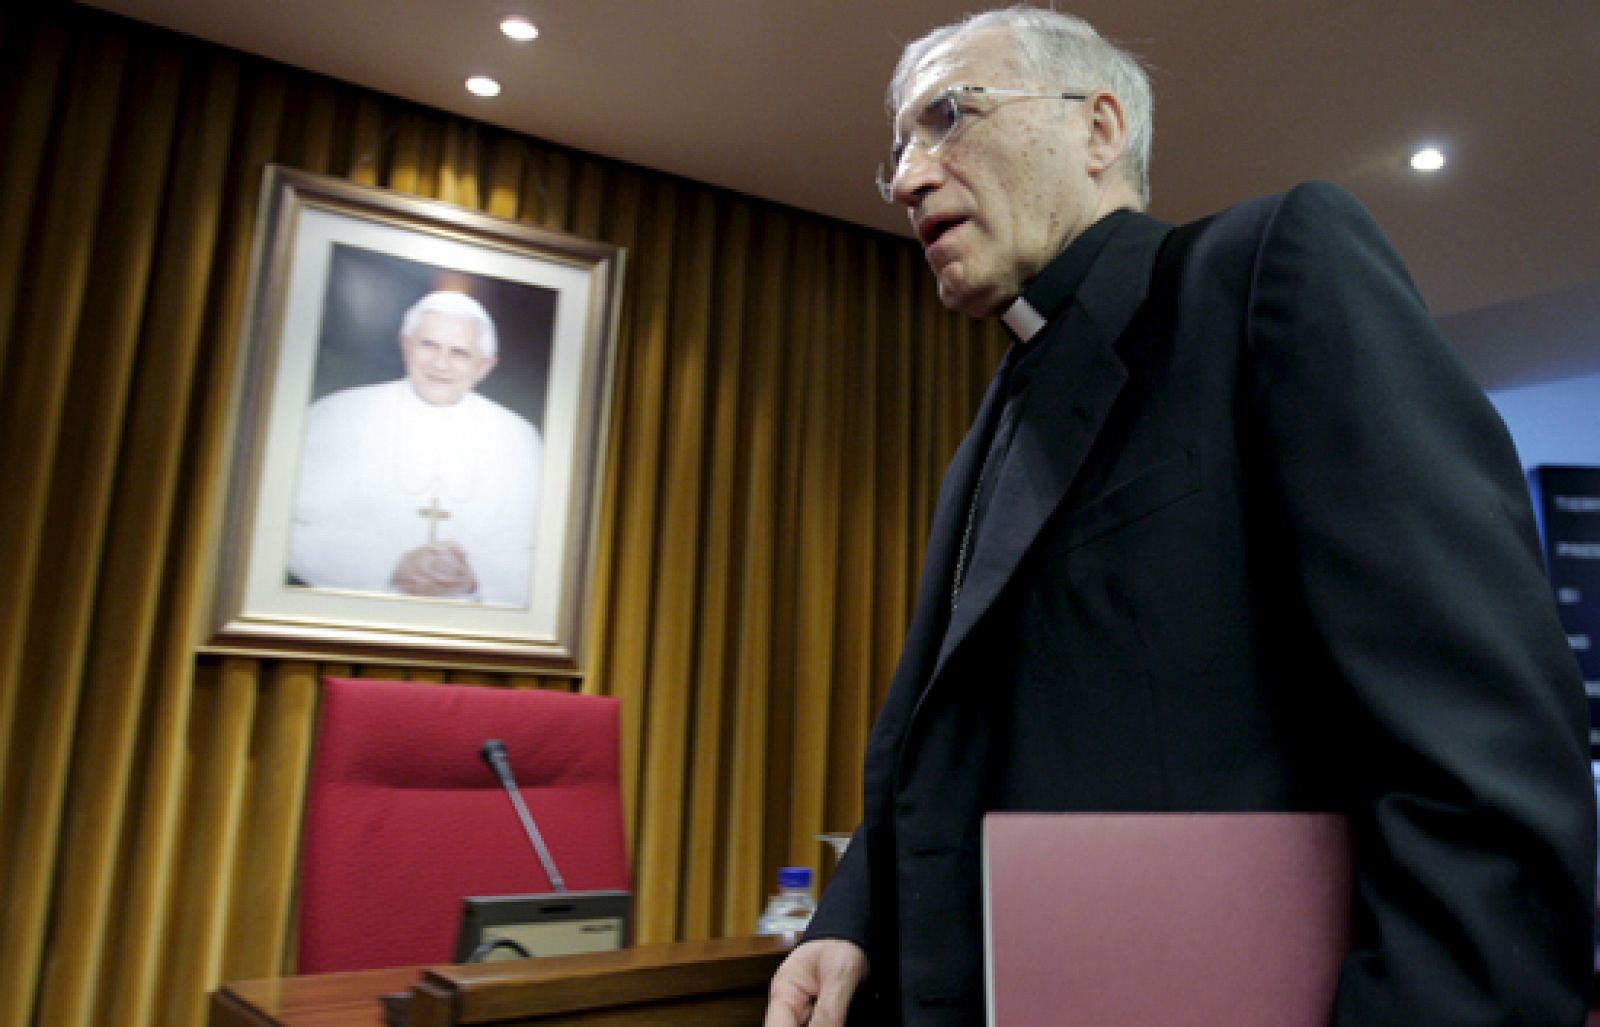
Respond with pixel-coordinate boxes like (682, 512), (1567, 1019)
(288, 291), (542, 607)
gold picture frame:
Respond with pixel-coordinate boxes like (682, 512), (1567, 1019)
(203, 165), (624, 673)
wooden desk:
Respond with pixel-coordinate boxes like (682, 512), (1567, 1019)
(210, 935), (791, 1026)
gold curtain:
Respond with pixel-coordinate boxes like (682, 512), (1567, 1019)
(0, 7), (1006, 1026)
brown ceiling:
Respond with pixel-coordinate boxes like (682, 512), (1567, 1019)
(81, 0), (1600, 386)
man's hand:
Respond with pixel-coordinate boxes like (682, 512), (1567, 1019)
(388, 541), (478, 597)
(764, 938), (868, 1027)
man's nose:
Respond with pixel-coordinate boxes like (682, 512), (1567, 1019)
(891, 145), (943, 207)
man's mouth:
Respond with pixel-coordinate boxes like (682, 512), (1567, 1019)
(918, 212), (967, 250)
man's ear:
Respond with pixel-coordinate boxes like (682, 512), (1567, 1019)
(472, 355), (499, 387)
(1084, 90), (1129, 178)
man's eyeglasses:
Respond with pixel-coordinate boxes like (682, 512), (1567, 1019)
(875, 85), (1089, 203)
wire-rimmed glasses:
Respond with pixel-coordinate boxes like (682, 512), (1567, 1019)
(875, 85), (1090, 202)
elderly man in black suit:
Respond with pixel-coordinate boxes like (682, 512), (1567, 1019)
(765, 6), (1595, 1026)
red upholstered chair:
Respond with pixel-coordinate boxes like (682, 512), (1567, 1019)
(296, 676), (629, 973)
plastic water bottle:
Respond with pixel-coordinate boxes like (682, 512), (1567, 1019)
(756, 866), (816, 939)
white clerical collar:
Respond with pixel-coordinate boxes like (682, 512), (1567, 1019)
(1000, 296), (1046, 343)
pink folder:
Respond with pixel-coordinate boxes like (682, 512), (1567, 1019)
(983, 812), (1352, 1026)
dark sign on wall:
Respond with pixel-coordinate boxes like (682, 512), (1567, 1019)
(1532, 465), (1600, 753)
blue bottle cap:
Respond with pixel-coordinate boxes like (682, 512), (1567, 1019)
(778, 866), (813, 889)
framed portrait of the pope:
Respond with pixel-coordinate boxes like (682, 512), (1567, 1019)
(204, 166), (624, 673)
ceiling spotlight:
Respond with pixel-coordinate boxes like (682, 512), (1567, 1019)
(1410, 147), (1446, 172)
(500, 16), (539, 42)
(466, 75), (502, 98)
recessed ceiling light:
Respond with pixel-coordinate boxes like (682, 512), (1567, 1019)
(466, 75), (502, 98)
(501, 16), (539, 42)
(1410, 147), (1446, 172)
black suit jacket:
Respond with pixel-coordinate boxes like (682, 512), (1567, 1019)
(806, 183), (1596, 1025)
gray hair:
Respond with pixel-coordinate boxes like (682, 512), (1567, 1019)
(399, 290), (499, 358)
(888, 6), (1154, 205)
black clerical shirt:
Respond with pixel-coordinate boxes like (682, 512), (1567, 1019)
(951, 208), (1136, 611)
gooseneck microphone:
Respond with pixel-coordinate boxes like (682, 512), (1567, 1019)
(480, 739), (567, 893)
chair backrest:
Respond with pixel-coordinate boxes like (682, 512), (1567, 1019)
(296, 676), (629, 973)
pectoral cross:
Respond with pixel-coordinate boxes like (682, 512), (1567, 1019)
(417, 494), (452, 544)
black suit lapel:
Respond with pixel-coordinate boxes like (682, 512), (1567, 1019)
(928, 216), (1174, 683)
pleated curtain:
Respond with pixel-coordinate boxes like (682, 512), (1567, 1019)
(0, 7), (1006, 1025)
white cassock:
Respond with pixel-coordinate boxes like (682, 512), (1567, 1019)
(288, 380), (542, 607)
